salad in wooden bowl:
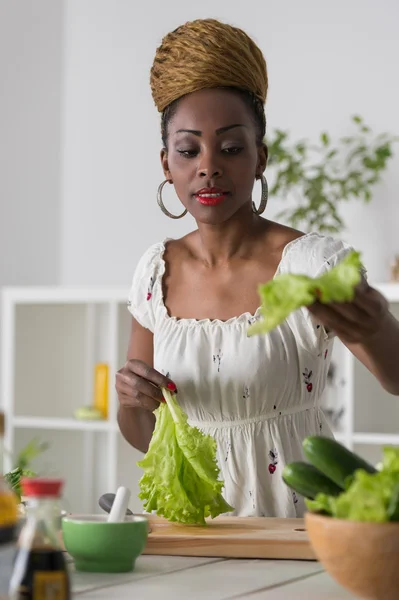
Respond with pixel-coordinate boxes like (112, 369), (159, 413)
(284, 436), (399, 600)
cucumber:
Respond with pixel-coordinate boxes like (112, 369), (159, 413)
(387, 481), (399, 522)
(282, 461), (342, 500)
(302, 436), (377, 489)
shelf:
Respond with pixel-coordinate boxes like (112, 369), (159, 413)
(334, 432), (399, 446)
(1, 282), (398, 305)
(2, 287), (128, 304)
(374, 283), (399, 302)
(2, 283), (398, 514)
(12, 416), (117, 432)
(352, 432), (399, 446)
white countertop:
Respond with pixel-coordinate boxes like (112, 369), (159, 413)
(72, 555), (356, 599)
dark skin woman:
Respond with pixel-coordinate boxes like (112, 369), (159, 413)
(115, 19), (399, 518)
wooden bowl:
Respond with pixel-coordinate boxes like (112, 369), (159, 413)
(305, 512), (399, 600)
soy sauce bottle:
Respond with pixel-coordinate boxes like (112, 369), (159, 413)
(9, 478), (70, 600)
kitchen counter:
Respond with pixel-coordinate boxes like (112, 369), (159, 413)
(71, 555), (356, 599)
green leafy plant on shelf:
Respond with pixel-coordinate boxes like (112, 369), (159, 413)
(4, 438), (49, 501)
(266, 115), (399, 233)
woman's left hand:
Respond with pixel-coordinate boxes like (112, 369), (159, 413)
(308, 278), (390, 345)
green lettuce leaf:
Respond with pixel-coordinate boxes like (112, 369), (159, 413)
(305, 493), (335, 516)
(306, 446), (399, 522)
(137, 388), (233, 525)
(248, 250), (363, 336)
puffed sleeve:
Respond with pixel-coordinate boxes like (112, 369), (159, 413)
(127, 242), (164, 333)
(282, 233), (367, 353)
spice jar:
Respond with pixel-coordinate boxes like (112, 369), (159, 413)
(0, 412), (19, 545)
(9, 478), (70, 600)
(0, 414), (20, 597)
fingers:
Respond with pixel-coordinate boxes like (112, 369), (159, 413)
(311, 299), (369, 326)
(117, 370), (163, 401)
(126, 359), (176, 391)
(117, 386), (159, 412)
(308, 302), (377, 344)
(351, 285), (389, 318)
(115, 360), (177, 413)
(307, 275), (391, 344)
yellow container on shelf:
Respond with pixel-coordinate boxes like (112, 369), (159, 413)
(0, 412), (18, 545)
(93, 363), (109, 419)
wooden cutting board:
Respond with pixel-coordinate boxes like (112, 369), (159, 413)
(143, 515), (316, 561)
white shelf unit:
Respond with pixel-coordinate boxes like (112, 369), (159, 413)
(324, 283), (399, 463)
(0, 286), (143, 515)
(1, 283), (399, 513)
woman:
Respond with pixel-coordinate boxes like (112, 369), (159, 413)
(116, 18), (399, 518)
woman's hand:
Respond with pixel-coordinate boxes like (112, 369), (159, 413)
(308, 278), (390, 345)
(116, 359), (177, 412)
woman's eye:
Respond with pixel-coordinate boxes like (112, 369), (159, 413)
(177, 149), (198, 158)
(222, 147), (243, 155)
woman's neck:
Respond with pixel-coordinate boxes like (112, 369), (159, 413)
(194, 206), (268, 267)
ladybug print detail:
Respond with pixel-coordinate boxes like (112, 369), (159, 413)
(303, 368), (313, 393)
(146, 276), (154, 301)
(268, 449), (278, 474)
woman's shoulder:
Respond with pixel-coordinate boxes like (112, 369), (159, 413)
(266, 223), (353, 277)
(134, 239), (168, 271)
(133, 234), (194, 280)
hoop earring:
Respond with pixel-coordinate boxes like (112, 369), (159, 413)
(157, 180), (187, 219)
(252, 175), (268, 216)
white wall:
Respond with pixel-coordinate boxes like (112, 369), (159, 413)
(60, 0), (399, 286)
(1, 0), (399, 513)
(0, 0), (63, 286)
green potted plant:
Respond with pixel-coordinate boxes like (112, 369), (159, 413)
(267, 115), (398, 233)
(266, 116), (398, 433)
(5, 438), (49, 502)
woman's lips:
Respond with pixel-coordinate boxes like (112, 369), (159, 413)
(195, 188), (229, 206)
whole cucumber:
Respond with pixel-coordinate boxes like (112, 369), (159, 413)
(387, 481), (399, 521)
(302, 436), (376, 489)
(282, 461), (342, 500)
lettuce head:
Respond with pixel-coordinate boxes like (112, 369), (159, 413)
(137, 388), (233, 525)
(306, 446), (399, 522)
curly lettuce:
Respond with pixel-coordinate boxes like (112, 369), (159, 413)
(137, 388), (233, 525)
(248, 250), (363, 336)
(306, 447), (399, 522)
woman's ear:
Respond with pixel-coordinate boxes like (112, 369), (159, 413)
(160, 148), (172, 181)
(256, 143), (268, 177)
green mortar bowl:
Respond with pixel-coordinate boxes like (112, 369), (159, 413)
(62, 514), (149, 573)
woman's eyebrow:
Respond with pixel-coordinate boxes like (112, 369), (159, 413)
(174, 124), (246, 137)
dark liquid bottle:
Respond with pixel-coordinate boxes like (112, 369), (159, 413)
(9, 478), (70, 600)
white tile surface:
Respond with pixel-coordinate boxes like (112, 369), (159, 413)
(73, 555), (220, 595)
(245, 570), (356, 599)
(77, 559), (322, 599)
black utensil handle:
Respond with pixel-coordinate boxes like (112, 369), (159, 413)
(99, 493), (134, 516)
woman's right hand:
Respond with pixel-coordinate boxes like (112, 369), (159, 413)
(115, 359), (177, 413)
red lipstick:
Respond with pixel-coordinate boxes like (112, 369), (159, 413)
(195, 187), (229, 206)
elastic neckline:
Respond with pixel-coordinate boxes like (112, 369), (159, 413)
(154, 232), (319, 327)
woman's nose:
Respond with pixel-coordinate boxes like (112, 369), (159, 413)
(198, 152), (223, 178)
(199, 167), (222, 178)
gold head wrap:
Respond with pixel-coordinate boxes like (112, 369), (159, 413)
(150, 18), (268, 112)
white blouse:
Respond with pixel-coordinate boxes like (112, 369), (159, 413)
(128, 232), (356, 518)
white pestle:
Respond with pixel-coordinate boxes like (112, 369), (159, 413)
(107, 486), (132, 523)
